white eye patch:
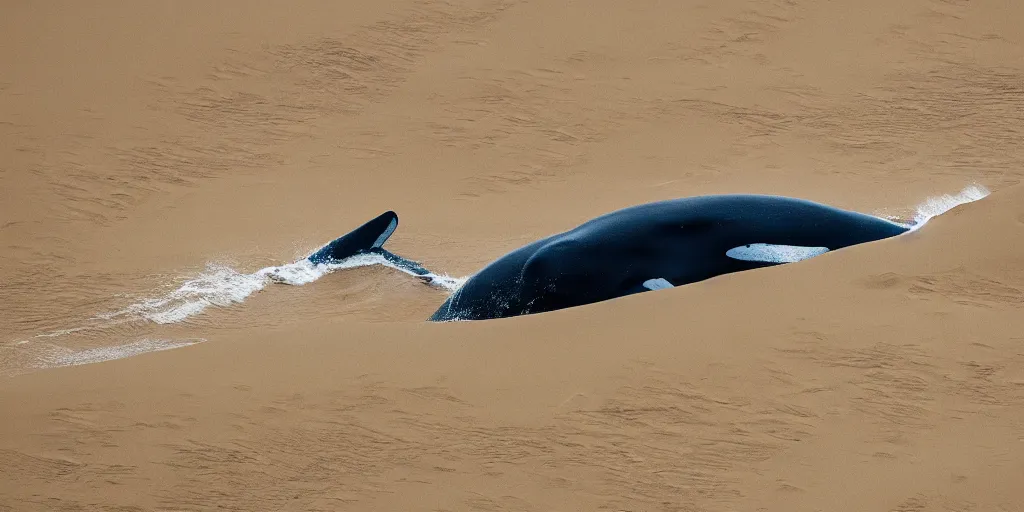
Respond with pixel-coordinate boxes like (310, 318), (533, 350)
(642, 278), (675, 291)
(726, 243), (829, 263)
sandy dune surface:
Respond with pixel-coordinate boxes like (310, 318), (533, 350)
(2, 0), (1023, 510)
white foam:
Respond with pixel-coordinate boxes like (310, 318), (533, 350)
(102, 252), (464, 325)
(36, 338), (205, 368)
(908, 184), (990, 231)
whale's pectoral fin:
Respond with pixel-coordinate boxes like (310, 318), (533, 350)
(308, 211), (399, 265)
(370, 248), (432, 277)
(642, 278), (674, 291)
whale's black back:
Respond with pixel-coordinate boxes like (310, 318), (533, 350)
(430, 195), (909, 321)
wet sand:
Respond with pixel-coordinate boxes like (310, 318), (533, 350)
(2, 0), (1023, 510)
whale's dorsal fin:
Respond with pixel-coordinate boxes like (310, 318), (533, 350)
(372, 215), (398, 248)
(308, 211), (399, 264)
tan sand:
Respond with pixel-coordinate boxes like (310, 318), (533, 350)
(2, 0), (1023, 510)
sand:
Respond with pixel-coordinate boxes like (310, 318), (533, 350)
(2, 0), (1023, 510)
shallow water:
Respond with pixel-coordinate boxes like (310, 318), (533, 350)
(3, 0), (1018, 378)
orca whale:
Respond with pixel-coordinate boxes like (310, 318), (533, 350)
(310, 195), (911, 321)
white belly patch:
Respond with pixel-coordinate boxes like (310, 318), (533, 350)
(726, 243), (829, 263)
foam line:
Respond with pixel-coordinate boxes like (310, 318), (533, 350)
(34, 338), (205, 368)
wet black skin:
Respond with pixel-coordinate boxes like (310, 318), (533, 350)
(428, 195), (909, 321)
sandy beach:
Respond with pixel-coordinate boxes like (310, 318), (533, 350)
(2, 0), (1022, 510)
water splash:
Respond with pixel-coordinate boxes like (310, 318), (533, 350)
(908, 184), (990, 230)
(101, 252), (464, 325)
